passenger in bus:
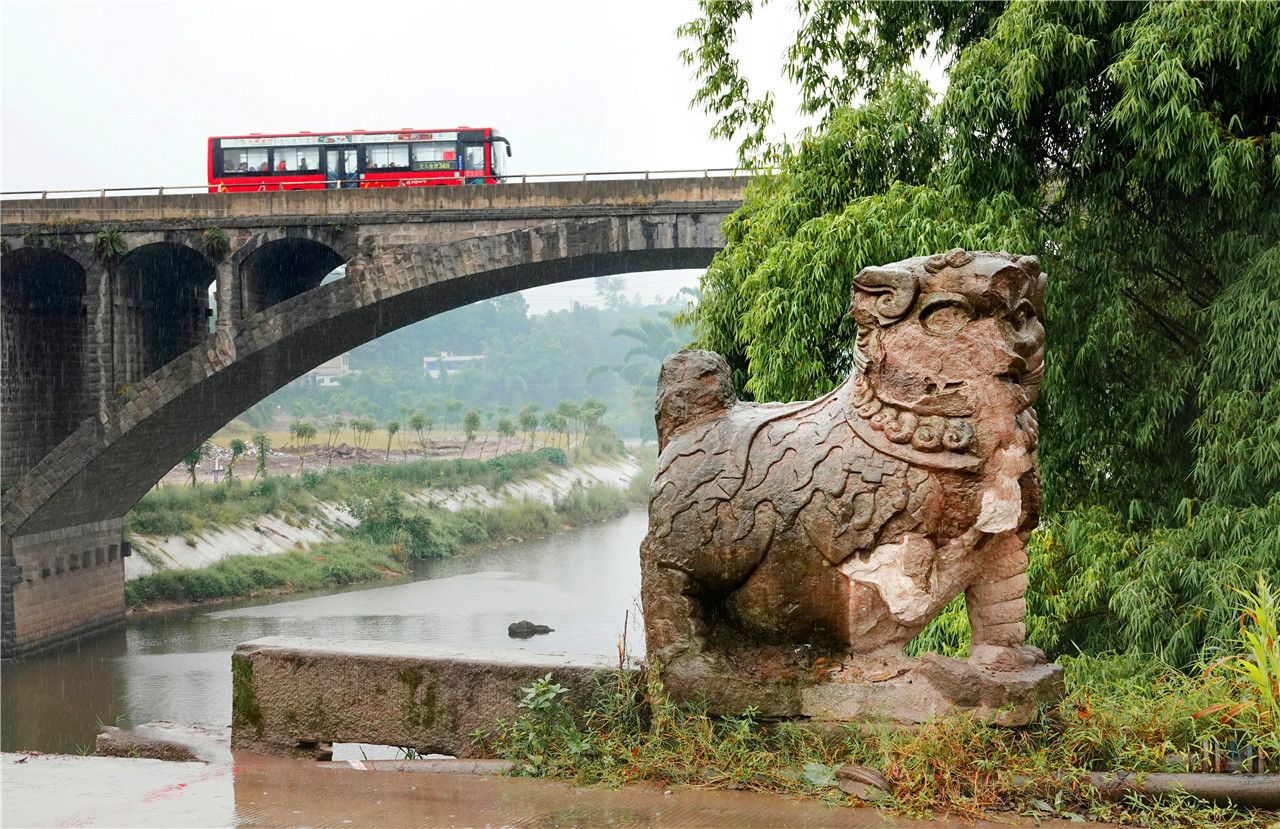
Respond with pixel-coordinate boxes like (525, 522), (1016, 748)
(259, 162), (270, 172)
(277, 160), (287, 171)
(238, 162), (249, 172)
(298, 158), (309, 171)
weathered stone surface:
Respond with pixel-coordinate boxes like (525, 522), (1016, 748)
(641, 249), (1061, 723)
(231, 637), (638, 758)
(802, 655), (1063, 726)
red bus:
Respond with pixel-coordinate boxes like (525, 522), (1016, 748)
(207, 127), (510, 192)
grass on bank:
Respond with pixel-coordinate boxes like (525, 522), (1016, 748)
(124, 447), (654, 608)
(481, 582), (1280, 829)
(127, 447), (574, 539)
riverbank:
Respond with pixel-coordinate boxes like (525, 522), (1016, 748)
(124, 448), (652, 612)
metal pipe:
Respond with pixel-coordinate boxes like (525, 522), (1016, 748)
(1015, 771), (1280, 809)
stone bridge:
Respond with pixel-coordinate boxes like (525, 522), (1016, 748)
(0, 177), (746, 659)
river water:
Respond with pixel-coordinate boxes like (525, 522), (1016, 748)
(1, 511), (647, 755)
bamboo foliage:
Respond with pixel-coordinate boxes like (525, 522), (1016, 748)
(679, 1), (1280, 666)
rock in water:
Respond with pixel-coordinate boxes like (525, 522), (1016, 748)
(508, 620), (554, 638)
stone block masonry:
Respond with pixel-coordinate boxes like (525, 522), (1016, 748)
(232, 637), (639, 758)
(2, 519), (126, 660)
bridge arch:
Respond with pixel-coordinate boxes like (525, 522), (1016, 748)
(2, 214), (722, 537)
(235, 228), (351, 318)
(115, 242), (217, 382)
(1, 247), (89, 485)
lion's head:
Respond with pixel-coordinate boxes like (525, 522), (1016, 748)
(849, 249), (1046, 425)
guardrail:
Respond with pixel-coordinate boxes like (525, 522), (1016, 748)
(0, 167), (762, 200)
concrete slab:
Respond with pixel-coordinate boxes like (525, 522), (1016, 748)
(232, 636), (639, 758)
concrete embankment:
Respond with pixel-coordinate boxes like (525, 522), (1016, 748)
(127, 457), (641, 580)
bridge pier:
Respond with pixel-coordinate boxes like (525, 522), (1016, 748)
(84, 261), (115, 417)
(1, 520), (127, 661)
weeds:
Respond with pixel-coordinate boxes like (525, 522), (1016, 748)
(481, 649), (1278, 828)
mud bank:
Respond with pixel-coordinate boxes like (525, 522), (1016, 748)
(127, 457), (641, 580)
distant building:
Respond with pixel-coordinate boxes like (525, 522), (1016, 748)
(423, 351), (484, 379)
(298, 354), (351, 387)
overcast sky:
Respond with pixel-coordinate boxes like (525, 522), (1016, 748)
(1, 1), (937, 312)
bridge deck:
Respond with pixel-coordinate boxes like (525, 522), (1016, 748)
(1, 177), (748, 232)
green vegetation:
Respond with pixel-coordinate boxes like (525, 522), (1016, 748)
(127, 448), (571, 539)
(124, 446), (652, 609)
(486, 630), (1278, 827)
(91, 226), (127, 266)
(200, 226), (230, 261)
(469, 6), (1280, 825)
(677, 1), (1280, 670)
(253, 287), (689, 439)
(124, 538), (402, 607)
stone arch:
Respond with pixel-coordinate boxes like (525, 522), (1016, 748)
(115, 242), (217, 383)
(3, 214), (726, 537)
(1, 247), (89, 484)
(235, 229), (349, 319)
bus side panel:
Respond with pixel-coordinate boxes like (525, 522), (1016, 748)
(208, 175), (327, 192)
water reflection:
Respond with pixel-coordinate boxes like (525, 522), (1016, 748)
(2, 511), (646, 754)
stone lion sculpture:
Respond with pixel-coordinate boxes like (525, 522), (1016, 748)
(640, 250), (1061, 724)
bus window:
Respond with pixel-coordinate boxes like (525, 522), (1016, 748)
(411, 141), (457, 171)
(224, 148), (269, 174)
(491, 141), (505, 178)
(463, 144), (485, 171)
(273, 146), (319, 173)
(366, 144), (410, 170)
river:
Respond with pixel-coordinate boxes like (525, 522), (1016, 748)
(1, 510), (647, 755)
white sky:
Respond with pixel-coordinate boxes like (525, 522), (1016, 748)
(1, 0), (942, 312)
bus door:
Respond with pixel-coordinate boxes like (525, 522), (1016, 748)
(324, 147), (359, 188)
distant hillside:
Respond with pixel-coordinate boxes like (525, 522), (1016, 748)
(250, 283), (692, 438)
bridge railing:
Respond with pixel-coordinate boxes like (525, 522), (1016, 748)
(0, 167), (766, 201)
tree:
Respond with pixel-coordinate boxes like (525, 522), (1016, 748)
(557, 401), (582, 446)
(519, 405), (540, 450)
(252, 433), (270, 480)
(397, 423), (413, 459)
(324, 417), (344, 469)
(224, 439), (247, 482)
(497, 418), (517, 455)
(679, 1), (1280, 666)
(182, 441), (211, 486)
(544, 412), (569, 450)
(595, 275), (629, 308)
(445, 399), (464, 426)
(408, 410), (432, 454)
(462, 410), (481, 458)
(580, 398), (607, 435)
(384, 420), (400, 461)
(350, 417), (376, 452)
(290, 420), (317, 474)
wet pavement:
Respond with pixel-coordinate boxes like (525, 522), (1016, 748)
(2, 750), (1101, 829)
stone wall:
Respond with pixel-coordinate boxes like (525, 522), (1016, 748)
(0, 249), (90, 486)
(232, 637), (638, 758)
(3, 520), (126, 659)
